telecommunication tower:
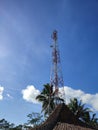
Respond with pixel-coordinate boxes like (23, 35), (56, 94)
(50, 30), (64, 97)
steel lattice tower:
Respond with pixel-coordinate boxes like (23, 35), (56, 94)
(50, 30), (64, 97)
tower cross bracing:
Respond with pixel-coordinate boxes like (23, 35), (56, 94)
(50, 30), (64, 97)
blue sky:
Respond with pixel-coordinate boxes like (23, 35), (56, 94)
(0, 0), (98, 125)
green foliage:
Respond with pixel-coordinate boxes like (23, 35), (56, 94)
(0, 118), (11, 129)
(68, 98), (91, 120)
(27, 112), (43, 127)
(36, 83), (64, 116)
(0, 118), (23, 130)
(68, 98), (98, 129)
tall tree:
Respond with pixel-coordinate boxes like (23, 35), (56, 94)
(27, 112), (43, 127)
(68, 98), (91, 121)
(36, 83), (64, 116)
(83, 112), (98, 129)
(68, 98), (98, 129)
(0, 118), (10, 129)
(36, 84), (55, 116)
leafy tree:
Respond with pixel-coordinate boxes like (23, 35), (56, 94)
(27, 112), (43, 127)
(23, 123), (32, 130)
(9, 123), (15, 128)
(0, 118), (10, 129)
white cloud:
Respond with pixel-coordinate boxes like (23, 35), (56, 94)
(59, 86), (98, 111)
(0, 86), (4, 100)
(22, 85), (40, 104)
(21, 85), (98, 112)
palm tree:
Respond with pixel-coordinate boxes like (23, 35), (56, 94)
(36, 84), (55, 116)
(83, 112), (98, 129)
(90, 113), (98, 129)
(36, 83), (64, 116)
(68, 98), (98, 128)
(68, 98), (91, 121)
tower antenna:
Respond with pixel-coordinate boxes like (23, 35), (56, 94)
(50, 30), (64, 100)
